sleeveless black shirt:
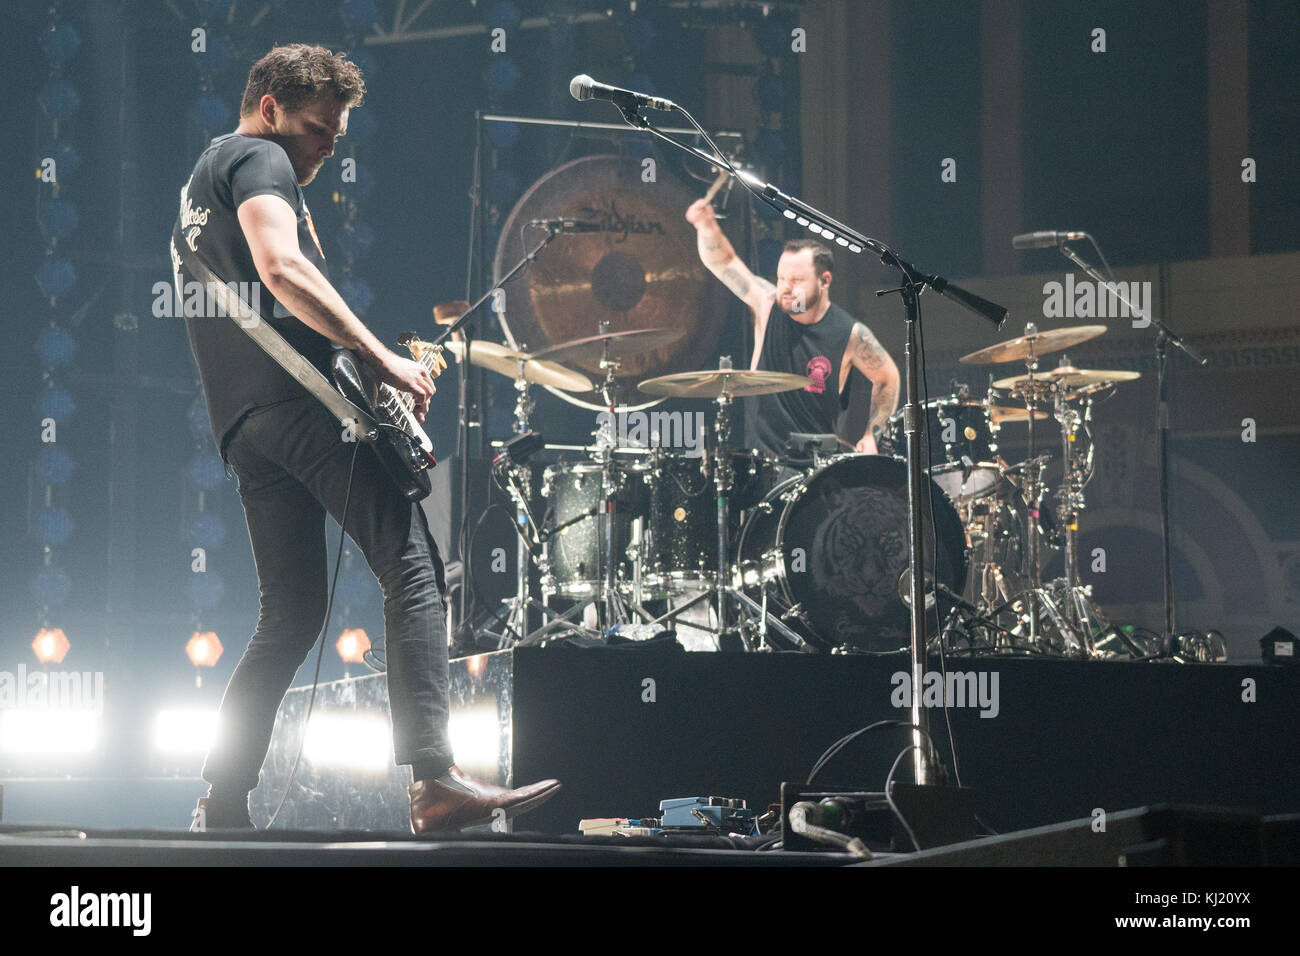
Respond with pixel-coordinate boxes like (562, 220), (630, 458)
(744, 301), (859, 457)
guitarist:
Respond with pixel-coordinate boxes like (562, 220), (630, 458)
(172, 44), (560, 832)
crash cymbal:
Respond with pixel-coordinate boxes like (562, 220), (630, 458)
(492, 154), (730, 381)
(960, 325), (1107, 365)
(529, 327), (685, 366)
(444, 339), (592, 392)
(638, 368), (813, 399)
(987, 404), (1050, 425)
(992, 366), (1141, 391)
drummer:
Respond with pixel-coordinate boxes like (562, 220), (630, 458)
(686, 197), (900, 459)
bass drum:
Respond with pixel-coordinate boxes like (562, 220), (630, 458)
(735, 455), (967, 652)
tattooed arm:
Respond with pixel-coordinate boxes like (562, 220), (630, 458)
(845, 322), (901, 452)
(685, 197), (775, 321)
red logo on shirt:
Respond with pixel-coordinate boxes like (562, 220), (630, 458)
(305, 207), (324, 259)
(805, 356), (832, 394)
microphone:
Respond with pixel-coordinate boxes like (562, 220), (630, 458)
(528, 218), (602, 234)
(569, 74), (676, 112)
(1012, 230), (1087, 250)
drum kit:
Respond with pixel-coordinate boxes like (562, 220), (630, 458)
(448, 315), (1145, 658)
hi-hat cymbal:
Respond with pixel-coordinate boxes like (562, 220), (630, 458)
(530, 327), (685, 366)
(992, 366), (1141, 391)
(444, 339), (592, 392)
(638, 368), (812, 399)
(960, 325), (1107, 365)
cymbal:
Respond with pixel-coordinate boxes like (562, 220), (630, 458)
(992, 366), (1141, 391)
(432, 300), (470, 325)
(492, 154), (730, 380)
(959, 325), (1107, 365)
(987, 405), (1050, 425)
(529, 327), (685, 366)
(444, 339), (592, 392)
(638, 368), (812, 399)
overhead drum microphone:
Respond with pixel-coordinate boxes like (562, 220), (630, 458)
(527, 218), (602, 234)
(1012, 230), (1087, 250)
(568, 74), (677, 112)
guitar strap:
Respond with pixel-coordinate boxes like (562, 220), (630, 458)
(180, 251), (379, 440)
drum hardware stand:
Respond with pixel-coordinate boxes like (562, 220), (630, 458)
(593, 323), (640, 632)
(1047, 372), (1108, 653)
(431, 225), (563, 643)
(625, 359), (811, 652)
(1055, 241), (1208, 657)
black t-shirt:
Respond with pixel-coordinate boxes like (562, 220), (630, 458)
(744, 300), (862, 457)
(170, 133), (336, 463)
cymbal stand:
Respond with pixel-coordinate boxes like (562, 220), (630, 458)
(1018, 323), (1045, 644)
(595, 324), (638, 632)
(623, 363), (809, 651)
(1048, 382), (1108, 653)
(498, 360), (535, 645)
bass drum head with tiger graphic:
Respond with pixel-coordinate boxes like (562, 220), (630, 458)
(743, 454), (967, 652)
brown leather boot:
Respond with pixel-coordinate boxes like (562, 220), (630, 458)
(409, 765), (561, 834)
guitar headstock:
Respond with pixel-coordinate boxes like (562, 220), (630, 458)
(399, 333), (448, 379)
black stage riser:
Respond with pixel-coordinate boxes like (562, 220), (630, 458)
(251, 648), (1300, 836)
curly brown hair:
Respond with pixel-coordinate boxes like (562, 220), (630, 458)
(239, 44), (366, 117)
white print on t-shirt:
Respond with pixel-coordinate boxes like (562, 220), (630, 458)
(179, 179), (211, 252)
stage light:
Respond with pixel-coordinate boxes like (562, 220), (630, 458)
(187, 571), (225, 611)
(186, 631), (223, 668)
(196, 93), (232, 135)
(153, 709), (219, 754)
(32, 627), (70, 663)
(36, 446), (75, 485)
(36, 258), (77, 299)
(36, 506), (74, 547)
(448, 701), (502, 780)
(336, 628), (371, 664)
(37, 326), (77, 366)
(38, 198), (79, 242)
(189, 512), (227, 550)
(1, 708), (98, 754)
(303, 713), (390, 771)
(189, 453), (226, 492)
(39, 21), (82, 65)
(466, 654), (488, 678)
(38, 80), (80, 120)
(30, 568), (72, 607)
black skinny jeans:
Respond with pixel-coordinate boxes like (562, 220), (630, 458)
(202, 395), (453, 793)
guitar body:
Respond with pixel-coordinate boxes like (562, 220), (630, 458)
(330, 343), (443, 502)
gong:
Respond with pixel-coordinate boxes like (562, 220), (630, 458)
(493, 154), (729, 387)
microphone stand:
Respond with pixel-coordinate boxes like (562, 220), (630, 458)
(1056, 242), (1207, 656)
(432, 225), (564, 644)
(606, 101), (1006, 786)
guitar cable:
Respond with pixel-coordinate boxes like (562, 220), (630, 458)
(266, 438), (362, 830)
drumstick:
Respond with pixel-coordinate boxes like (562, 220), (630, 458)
(703, 168), (730, 205)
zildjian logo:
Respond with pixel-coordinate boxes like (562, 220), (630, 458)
(579, 201), (664, 243)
